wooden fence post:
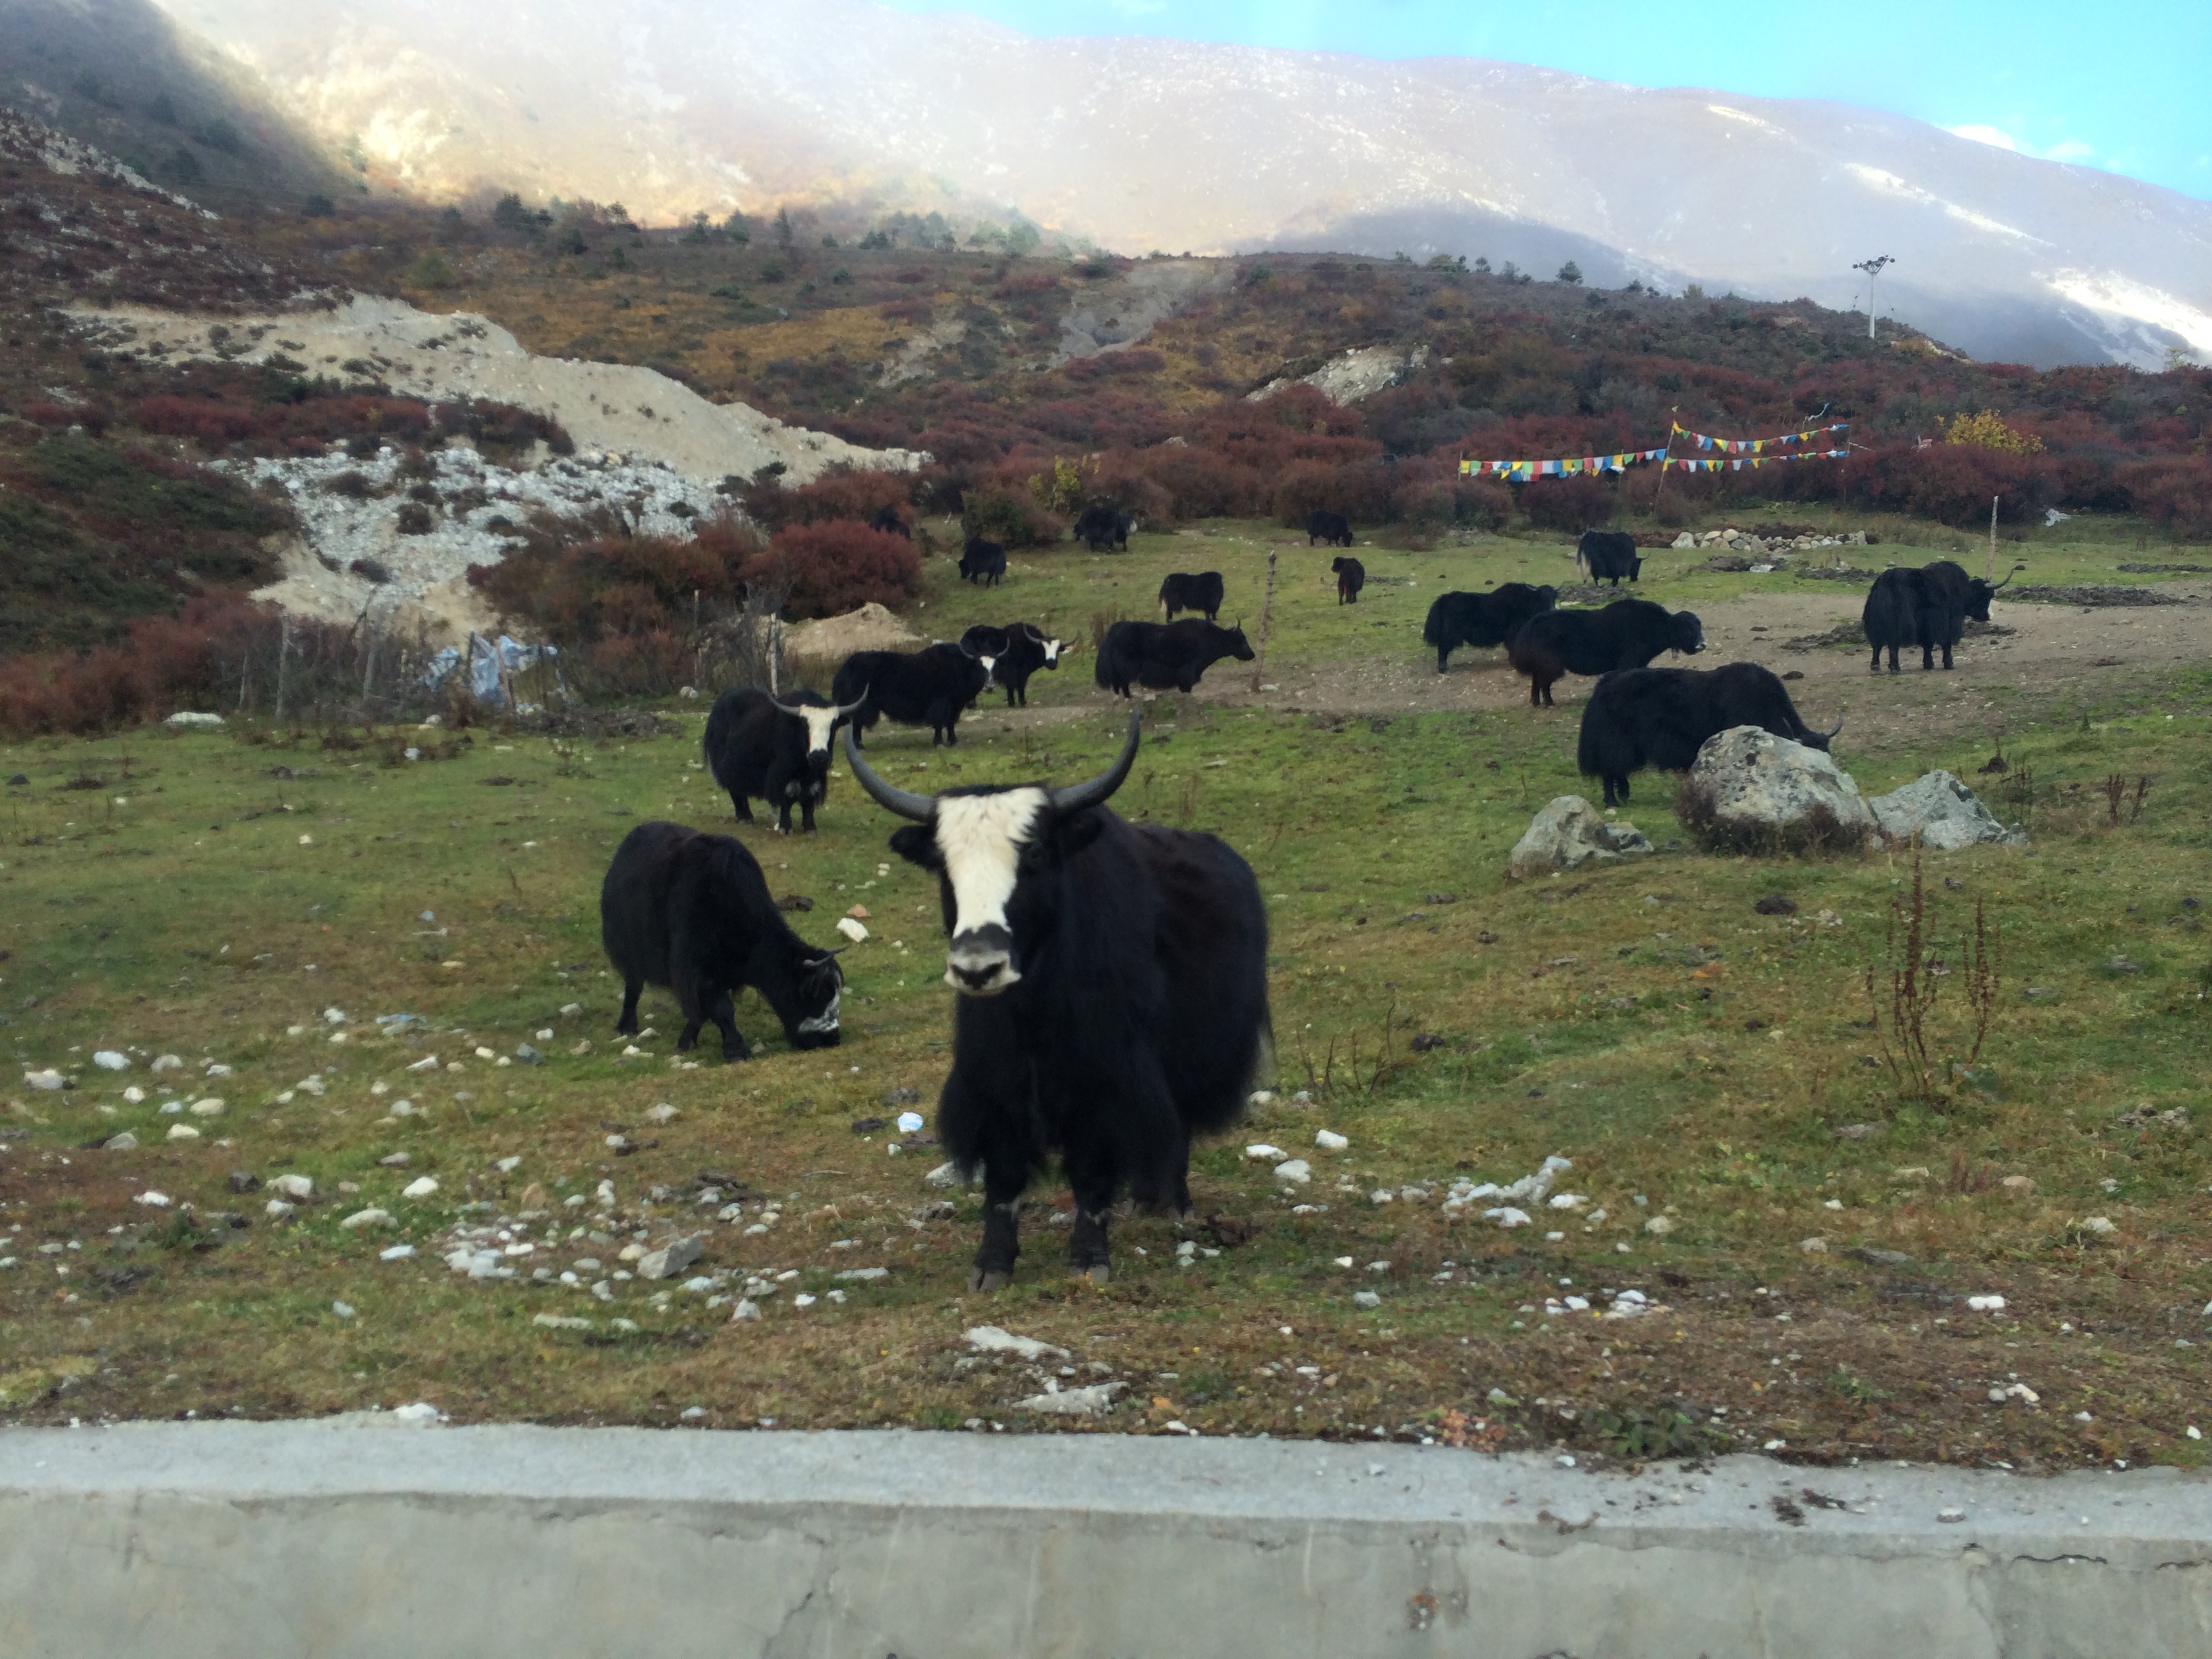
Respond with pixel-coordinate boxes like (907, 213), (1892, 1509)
(1250, 548), (1278, 692)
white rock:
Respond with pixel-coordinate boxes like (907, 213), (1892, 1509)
(834, 1266), (890, 1282)
(265, 1200), (298, 1219)
(1248, 1090), (1275, 1107)
(150, 1054), (182, 1072)
(1685, 727), (1876, 848)
(2083, 1216), (2118, 1237)
(731, 1298), (763, 1321)
(389, 1401), (443, 1424)
(1869, 771), (2028, 851)
(165, 1124), (201, 1142)
(331, 1300), (356, 1318)
(1645, 1214), (1676, 1235)
(638, 1234), (704, 1280)
(189, 1098), (224, 1117)
(122, 1086), (146, 1103)
(379, 1244), (417, 1261)
(407, 1054), (440, 1072)
(1273, 1159), (1312, 1184)
(23, 1069), (66, 1091)
(533, 1313), (594, 1332)
(1014, 1381), (1125, 1416)
(1244, 1143), (1287, 1161)
(924, 1161), (966, 1188)
(836, 917), (869, 943)
(1671, 531), (1698, 549)
(271, 1174), (314, 1200)
(792, 1292), (817, 1308)
(93, 1050), (129, 1071)
(133, 1189), (171, 1208)
(103, 1132), (140, 1151)
(340, 1207), (393, 1229)
(1314, 1130), (1349, 1151)
(401, 1176), (440, 1200)
(496, 1155), (523, 1173)
(1507, 796), (1652, 879)
(1547, 1193), (1586, 1210)
(164, 711), (226, 729)
(1486, 1207), (1532, 1228)
(964, 1325), (1068, 1361)
(644, 1103), (679, 1124)
(1966, 1294), (2007, 1313)
(1353, 1290), (1382, 1309)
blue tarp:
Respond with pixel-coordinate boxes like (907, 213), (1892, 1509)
(423, 634), (562, 705)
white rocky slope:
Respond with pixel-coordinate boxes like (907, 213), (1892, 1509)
(73, 295), (923, 486)
(149, 0), (2212, 368)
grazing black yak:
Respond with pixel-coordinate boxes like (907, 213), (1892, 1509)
(1094, 619), (1254, 696)
(1578, 663), (1843, 806)
(1507, 598), (1706, 707)
(1862, 560), (2017, 672)
(1421, 583), (1559, 673)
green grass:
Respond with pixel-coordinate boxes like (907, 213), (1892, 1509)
(1, 517), (2207, 1468)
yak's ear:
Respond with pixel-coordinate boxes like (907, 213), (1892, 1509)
(888, 825), (941, 869)
(1046, 806), (1111, 859)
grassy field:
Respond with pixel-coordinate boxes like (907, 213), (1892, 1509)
(3, 513), (2207, 1471)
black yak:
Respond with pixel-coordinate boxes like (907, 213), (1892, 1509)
(962, 621), (1067, 707)
(600, 821), (844, 1059)
(1507, 599), (1706, 707)
(1158, 571), (1225, 621)
(1072, 504), (1132, 551)
(843, 711), (1269, 1288)
(1421, 583), (1559, 674)
(703, 684), (868, 834)
(1332, 555), (1366, 604)
(958, 537), (1007, 586)
(1307, 510), (1353, 547)
(1576, 529), (1643, 586)
(832, 642), (996, 746)
(1578, 663), (1843, 806)
(870, 505), (912, 539)
(1094, 619), (1254, 696)
(1862, 560), (2018, 672)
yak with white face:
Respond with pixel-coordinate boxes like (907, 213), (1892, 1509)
(845, 711), (1271, 1289)
(703, 686), (867, 835)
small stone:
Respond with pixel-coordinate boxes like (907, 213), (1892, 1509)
(132, 1189), (171, 1208)
(638, 1234), (704, 1280)
(731, 1298), (762, 1321)
(23, 1069), (67, 1091)
(1243, 1143), (1286, 1161)
(836, 917), (869, 943)
(532, 1313), (594, 1332)
(496, 1155), (523, 1173)
(1314, 1130), (1349, 1151)
(2082, 1216), (2118, 1236)
(835, 1267), (890, 1282)
(165, 1124), (201, 1143)
(1938, 1508), (1966, 1523)
(103, 1132), (140, 1152)
(150, 1054), (183, 1072)
(93, 1050), (130, 1071)
(401, 1176), (439, 1199)
(331, 1300), (356, 1319)
(122, 1086), (146, 1104)
(1798, 1237), (1828, 1253)
(189, 1098), (224, 1117)
(226, 1168), (259, 1191)
(1353, 1290), (1382, 1309)
(379, 1244), (416, 1261)
(1833, 1123), (1877, 1140)
(1644, 1214), (1675, 1235)
(964, 1325), (1069, 1361)
(644, 1103), (679, 1125)
(1273, 1159), (1311, 1184)
(270, 1174), (314, 1201)
(1966, 1294), (2007, 1312)
(340, 1207), (393, 1229)
(1486, 1207), (1532, 1228)
(265, 1199), (298, 1219)
(924, 1161), (964, 1188)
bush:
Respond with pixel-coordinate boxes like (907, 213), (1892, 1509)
(1521, 474), (1615, 531)
(2121, 458), (2212, 540)
(0, 594), (276, 737)
(743, 520), (921, 619)
(1844, 444), (2054, 528)
(962, 487), (1063, 549)
(743, 468), (914, 531)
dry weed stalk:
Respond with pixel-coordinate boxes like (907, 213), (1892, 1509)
(1864, 847), (2003, 1102)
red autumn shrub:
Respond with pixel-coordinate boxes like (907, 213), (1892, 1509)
(1521, 474), (1616, 531)
(0, 593), (281, 737)
(1843, 444), (2054, 527)
(960, 487), (1063, 550)
(2121, 458), (2212, 540)
(744, 520), (922, 618)
(470, 521), (762, 643)
(1270, 457), (1396, 529)
(743, 468), (915, 530)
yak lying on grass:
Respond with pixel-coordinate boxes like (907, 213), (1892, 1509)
(1095, 619), (1254, 696)
(1578, 662), (1842, 806)
(844, 711), (1269, 1288)
(1507, 598), (1706, 707)
(1421, 583), (1557, 673)
(600, 821), (844, 1059)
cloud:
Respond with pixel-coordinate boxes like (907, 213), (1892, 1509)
(1948, 124), (2018, 151)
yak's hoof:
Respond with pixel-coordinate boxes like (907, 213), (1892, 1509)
(968, 1267), (1010, 1293)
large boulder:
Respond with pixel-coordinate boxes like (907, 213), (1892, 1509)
(1508, 796), (1652, 879)
(1683, 726), (1876, 852)
(1869, 771), (2027, 850)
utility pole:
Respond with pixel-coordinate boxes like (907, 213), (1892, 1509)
(1853, 255), (1894, 341)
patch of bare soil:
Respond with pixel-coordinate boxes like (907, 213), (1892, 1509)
(785, 602), (922, 659)
(1202, 586), (2211, 750)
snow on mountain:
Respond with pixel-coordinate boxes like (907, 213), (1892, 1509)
(152, 0), (2212, 367)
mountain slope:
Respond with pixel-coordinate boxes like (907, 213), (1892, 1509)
(137, 0), (2212, 369)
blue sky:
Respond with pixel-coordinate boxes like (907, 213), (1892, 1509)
(881, 0), (2212, 201)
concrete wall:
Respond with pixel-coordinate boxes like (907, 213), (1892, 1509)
(3, 1422), (2207, 1658)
